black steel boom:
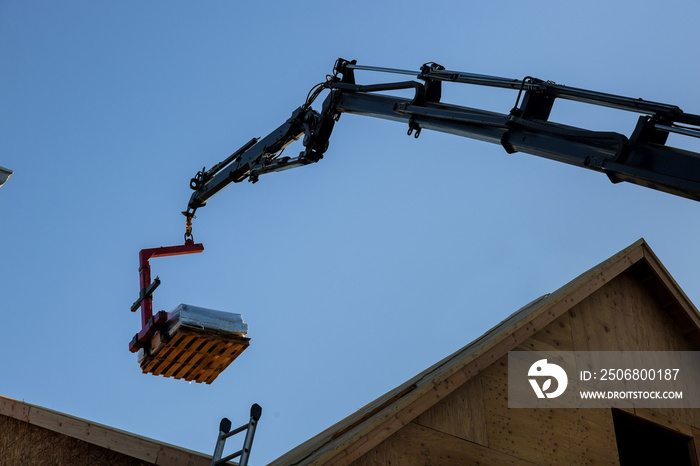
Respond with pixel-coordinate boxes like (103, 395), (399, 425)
(184, 58), (700, 224)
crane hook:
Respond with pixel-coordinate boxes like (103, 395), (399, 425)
(184, 214), (194, 244)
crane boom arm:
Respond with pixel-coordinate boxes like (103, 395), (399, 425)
(184, 58), (700, 226)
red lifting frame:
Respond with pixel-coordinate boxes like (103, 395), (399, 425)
(129, 240), (204, 352)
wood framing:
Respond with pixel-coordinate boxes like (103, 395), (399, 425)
(139, 326), (250, 384)
(270, 239), (700, 465)
(0, 396), (212, 465)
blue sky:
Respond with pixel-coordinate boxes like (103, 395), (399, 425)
(2, 1), (700, 463)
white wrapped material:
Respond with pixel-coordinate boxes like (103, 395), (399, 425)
(167, 304), (248, 336)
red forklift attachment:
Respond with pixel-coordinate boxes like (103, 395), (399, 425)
(129, 240), (249, 384)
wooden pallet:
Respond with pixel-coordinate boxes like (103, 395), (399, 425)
(139, 326), (250, 384)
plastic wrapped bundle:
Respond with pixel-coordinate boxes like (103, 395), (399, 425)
(137, 304), (250, 384)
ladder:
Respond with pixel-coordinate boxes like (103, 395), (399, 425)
(211, 403), (262, 466)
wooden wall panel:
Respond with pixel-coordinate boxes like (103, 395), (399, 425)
(569, 283), (640, 351)
(567, 408), (618, 464)
(569, 271), (700, 427)
(569, 271), (697, 353)
(516, 312), (574, 352)
(479, 354), (620, 464)
(480, 356), (583, 465)
(516, 312), (578, 379)
(412, 373), (487, 446)
(0, 414), (153, 466)
(351, 422), (537, 466)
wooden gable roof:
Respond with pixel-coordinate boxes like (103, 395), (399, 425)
(0, 395), (212, 465)
(270, 238), (700, 465)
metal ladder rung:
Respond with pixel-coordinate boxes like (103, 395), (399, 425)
(211, 404), (262, 466)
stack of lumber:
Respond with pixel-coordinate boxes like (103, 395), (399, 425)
(138, 304), (250, 384)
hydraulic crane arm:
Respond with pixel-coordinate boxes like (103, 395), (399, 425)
(184, 58), (700, 234)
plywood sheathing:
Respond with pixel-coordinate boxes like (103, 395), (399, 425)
(270, 238), (700, 465)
